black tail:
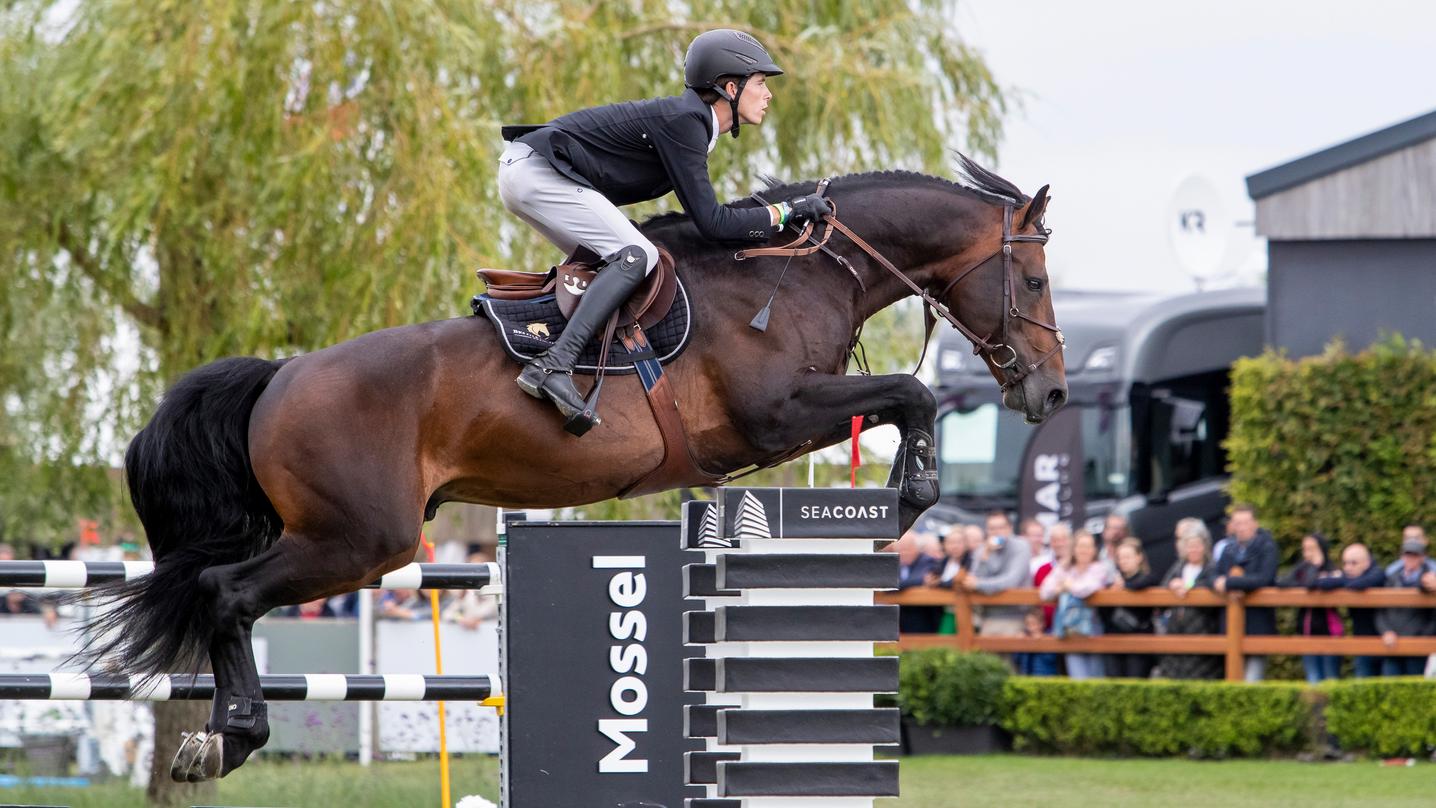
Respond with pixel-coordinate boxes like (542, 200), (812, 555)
(75, 356), (286, 677)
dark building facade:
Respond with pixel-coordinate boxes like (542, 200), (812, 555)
(1247, 109), (1436, 358)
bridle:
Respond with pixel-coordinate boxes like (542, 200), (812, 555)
(924, 203), (1064, 391)
(736, 188), (1065, 393)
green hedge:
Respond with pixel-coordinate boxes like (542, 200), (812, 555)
(895, 652), (1436, 759)
(1323, 677), (1436, 757)
(1226, 336), (1436, 560)
(896, 648), (1010, 727)
(999, 678), (1314, 758)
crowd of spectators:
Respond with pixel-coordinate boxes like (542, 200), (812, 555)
(892, 507), (1436, 682)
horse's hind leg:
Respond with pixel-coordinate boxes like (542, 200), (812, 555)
(171, 526), (419, 781)
(169, 600), (266, 782)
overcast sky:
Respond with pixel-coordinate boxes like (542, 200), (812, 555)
(955, 0), (1436, 292)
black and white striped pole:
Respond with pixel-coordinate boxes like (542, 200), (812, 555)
(0, 673), (498, 702)
(0, 560), (502, 592)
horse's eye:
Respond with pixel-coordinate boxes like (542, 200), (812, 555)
(1025, 277), (1044, 292)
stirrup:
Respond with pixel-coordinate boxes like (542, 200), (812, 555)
(564, 406), (600, 437)
(517, 363), (601, 436)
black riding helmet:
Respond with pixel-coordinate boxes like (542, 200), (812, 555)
(684, 29), (783, 139)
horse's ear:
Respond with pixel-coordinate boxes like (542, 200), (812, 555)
(1021, 184), (1051, 230)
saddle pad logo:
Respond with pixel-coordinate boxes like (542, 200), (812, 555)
(525, 322), (551, 339)
(563, 272), (588, 296)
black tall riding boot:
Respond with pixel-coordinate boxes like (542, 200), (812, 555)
(516, 245), (648, 435)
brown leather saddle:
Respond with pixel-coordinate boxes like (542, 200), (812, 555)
(476, 245), (721, 497)
(476, 246), (680, 330)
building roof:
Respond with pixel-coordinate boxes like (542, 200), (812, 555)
(1246, 108), (1436, 199)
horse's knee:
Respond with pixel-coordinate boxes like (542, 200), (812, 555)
(889, 376), (936, 428)
(899, 375), (937, 412)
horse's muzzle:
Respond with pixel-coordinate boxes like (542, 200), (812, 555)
(1008, 377), (1067, 424)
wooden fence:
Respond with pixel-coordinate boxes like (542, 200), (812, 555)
(876, 587), (1436, 681)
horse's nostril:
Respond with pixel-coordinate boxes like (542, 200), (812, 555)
(1046, 388), (1067, 412)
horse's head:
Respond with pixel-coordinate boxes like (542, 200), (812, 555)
(931, 159), (1067, 423)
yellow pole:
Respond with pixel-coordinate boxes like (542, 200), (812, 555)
(422, 533), (451, 808)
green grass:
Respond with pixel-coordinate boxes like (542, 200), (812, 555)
(1, 755), (499, 808)
(882, 755), (1436, 808)
(5, 754), (1435, 807)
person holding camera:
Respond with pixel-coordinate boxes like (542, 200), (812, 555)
(1039, 529), (1111, 679)
(955, 511), (1031, 637)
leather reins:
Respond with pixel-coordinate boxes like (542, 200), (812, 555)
(736, 185), (1065, 392)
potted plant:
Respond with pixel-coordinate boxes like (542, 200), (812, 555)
(896, 649), (1011, 755)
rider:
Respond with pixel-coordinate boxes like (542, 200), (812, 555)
(498, 29), (833, 434)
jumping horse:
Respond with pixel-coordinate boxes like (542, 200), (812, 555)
(90, 154), (1067, 780)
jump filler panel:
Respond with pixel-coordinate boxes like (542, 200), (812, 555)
(501, 488), (901, 808)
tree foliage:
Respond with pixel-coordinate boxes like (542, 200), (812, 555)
(1225, 336), (1436, 562)
(0, 0), (1009, 539)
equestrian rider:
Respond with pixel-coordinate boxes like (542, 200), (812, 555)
(498, 29), (833, 433)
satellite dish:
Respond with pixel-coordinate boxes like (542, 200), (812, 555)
(1167, 175), (1229, 287)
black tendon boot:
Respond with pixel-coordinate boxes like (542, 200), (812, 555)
(516, 244), (648, 435)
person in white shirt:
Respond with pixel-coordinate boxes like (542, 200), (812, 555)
(1023, 518), (1051, 577)
(939, 525), (968, 586)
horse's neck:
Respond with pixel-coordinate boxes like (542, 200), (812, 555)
(840, 193), (992, 322)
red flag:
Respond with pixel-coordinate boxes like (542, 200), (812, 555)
(850, 416), (863, 488)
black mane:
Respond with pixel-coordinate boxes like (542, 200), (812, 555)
(641, 152), (1026, 235)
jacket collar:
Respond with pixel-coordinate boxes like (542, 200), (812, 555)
(678, 88), (722, 152)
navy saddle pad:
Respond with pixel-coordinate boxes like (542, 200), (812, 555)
(471, 279), (692, 375)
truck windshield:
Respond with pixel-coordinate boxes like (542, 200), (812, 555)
(938, 402), (1131, 502)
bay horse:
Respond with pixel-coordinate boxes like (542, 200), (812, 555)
(91, 155), (1067, 780)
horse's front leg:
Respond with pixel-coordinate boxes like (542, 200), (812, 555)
(746, 372), (939, 533)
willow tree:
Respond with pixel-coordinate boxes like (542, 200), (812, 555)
(1, 0), (1007, 537)
(1, 0), (1005, 800)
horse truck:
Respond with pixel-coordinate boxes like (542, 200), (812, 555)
(922, 286), (1266, 572)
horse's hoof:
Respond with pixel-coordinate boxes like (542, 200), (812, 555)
(169, 732), (201, 782)
(170, 731), (223, 782)
(193, 732), (225, 781)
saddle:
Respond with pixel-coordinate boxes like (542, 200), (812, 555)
(473, 245), (719, 497)
(476, 246), (680, 330)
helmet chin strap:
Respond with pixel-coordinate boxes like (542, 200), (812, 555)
(714, 75), (751, 139)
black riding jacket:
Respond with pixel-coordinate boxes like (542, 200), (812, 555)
(502, 89), (776, 243)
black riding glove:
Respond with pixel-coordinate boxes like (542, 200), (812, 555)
(786, 194), (833, 227)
